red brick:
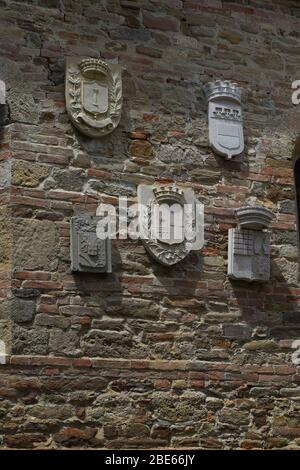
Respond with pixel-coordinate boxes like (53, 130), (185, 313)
(22, 280), (63, 290)
(128, 131), (150, 140)
(143, 11), (179, 31)
(87, 168), (112, 178)
(14, 271), (51, 281)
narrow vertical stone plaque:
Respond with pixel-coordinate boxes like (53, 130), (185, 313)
(0, 81), (5, 103)
(70, 215), (112, 273)
(0, 80), (5, 119)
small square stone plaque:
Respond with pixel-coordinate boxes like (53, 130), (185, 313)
(70, 215), (111, 273)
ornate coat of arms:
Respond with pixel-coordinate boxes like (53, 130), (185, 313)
(204, 80), (244, 159)
(228, 206), (274, 282)
(65, 57), (122, 137)
(138, 185), (204, 266)
(70, 215), (112, 273)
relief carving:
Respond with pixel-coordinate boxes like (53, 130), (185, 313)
(70, 215), (112, 273)
(138, 185), (204, 266)
(65, 57), (122, 138)
(203, 80), (244, 159)
(228, 206), (274, 282)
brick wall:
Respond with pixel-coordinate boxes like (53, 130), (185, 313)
(0, 0), (300, 449)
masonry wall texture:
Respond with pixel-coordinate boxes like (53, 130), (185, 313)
(1, 0), (300, 450)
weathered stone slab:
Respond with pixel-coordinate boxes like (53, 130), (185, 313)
(0, 80), (5, 105)
(70, 214), (112, 273)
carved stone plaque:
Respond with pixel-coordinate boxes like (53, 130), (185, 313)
(228, 206), (274, 282)
(228, 228), (270, 282)
(0, 80), (5, 105)
(138, 185), (204, 266)
(70, 215), (112, 273)
(65, 57), (122, 137)
(203, 80), (244, 159)
(0, 80), (5, 119)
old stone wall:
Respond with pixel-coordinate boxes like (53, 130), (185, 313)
(0, 0), (300, 449)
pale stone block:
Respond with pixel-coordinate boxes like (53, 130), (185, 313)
(0, 80), (5, 105)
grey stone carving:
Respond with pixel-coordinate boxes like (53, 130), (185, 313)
(138, 185), (204, 266)
(70, 215), (112, 273)
(0, 80), (5, 105)
(0, 80), (5, 119)
(228, 206), (274, 282)
(65, 57), (122, 138)
(203, 80), (244, 159)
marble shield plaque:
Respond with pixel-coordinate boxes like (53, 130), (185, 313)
(70, 215), (112, 273)
(65, 57), (122, 137)
(203, 80), (244, 159)
(138, 185), (204, 266)
(228, 206), (274, 282)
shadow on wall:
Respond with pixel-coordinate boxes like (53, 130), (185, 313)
(229, 135), (300, 361)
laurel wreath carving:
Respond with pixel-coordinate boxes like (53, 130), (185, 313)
(109, 70), (122, 119)
(68, 71), (81, 119)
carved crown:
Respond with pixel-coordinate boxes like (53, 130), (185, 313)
(153, 186), (185, 205)
(235, 205), (274, 230)
(79, 58), (110, 76)
(203, 80), (242, 104)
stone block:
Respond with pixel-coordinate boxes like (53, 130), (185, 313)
(12, 161), (49, 187)
(7, 88), (39, 124)
(13, 219), (58, 271)
(223, 324), (252, 339)
(12, 326), (49, 355)
(49, 329), (80, 356)
(11, 298), (36, 323)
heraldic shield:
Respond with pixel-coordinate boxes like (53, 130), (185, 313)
(138, 185), (204, 266)
(65, 57), (122, 138)
(204, 80), (244, 159)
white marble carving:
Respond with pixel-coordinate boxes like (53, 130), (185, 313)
(65, 57), (122, 137)
(0, 80), (5, 105)
(228, 206), (274, 282)
(0, 80), (5, 119)
(203, 80), (244, 159)
(138, 185), (204, 266)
